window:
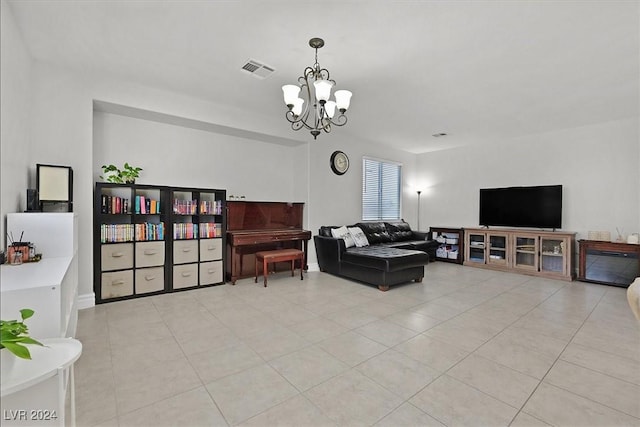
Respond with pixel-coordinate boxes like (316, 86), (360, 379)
(362, 157), (402, 220)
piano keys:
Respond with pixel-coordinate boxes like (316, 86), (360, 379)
(226, 201), (311, 284)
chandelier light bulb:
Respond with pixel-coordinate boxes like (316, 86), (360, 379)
(313, 80), (334, 104)
(292, 98), (304, 116)
(324, 101), (337, 118)
(282, 85), (301, 107)
(334, 90), (352, 112)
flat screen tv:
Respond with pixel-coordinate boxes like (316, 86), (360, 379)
(479, 185), (562, 229)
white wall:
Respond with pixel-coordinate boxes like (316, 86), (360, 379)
(1, 0), (32, 249)
(306, 134), (419, 249)
(417, 118), (640, 241)
(93, 112), (296, 200)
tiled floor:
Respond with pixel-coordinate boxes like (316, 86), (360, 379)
(75, 263), (640, 426)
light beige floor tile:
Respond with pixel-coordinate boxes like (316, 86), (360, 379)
(92, 417), (120, 427)
(354, 319), (418, 347)
(317, 331), (387, 367)
(305, 370), (403, 426)
(76, 376), (118, 427)
(475, 334), (556, 379)
(268, 305), (319, 326)
(205, 363), (299, 425)
(107, 316), (174, 344)
(287, 317), (348, 343)
(104, 297), (158, 321)
(222, 312), (279, 338)
(423, 314), (502, 352)
(188, 341), (264, 384)
(394, 334), (469, 372)
(160, 306), (224, 334)
(374, 402), (445, 427)
(110, 336), (184, 370)
(560, 342), (640, 385)
(509, 411), (552, 426)
(572, 320), (640, 362)
(238, 394), (335, 427)
(242, 326), (310, 360)
(409, 375), (518, 427)
(384, 310), (442, 332)
(268, 346), (349, 391)
(544, 360), (640, 418)
(356, 349), (439, 399)
(409, 301), (464, 321)
(113, 357), (202, 415)
(512, 308), (583, 342)
(354, 300), (404, 317)
(117, 387), (227, 427)
(327, 306), (381, 329)
(523, 382), (639, 426)
(173, 323), (242, 356)
(497, 326), (569, 359)
(447, 353), (539, 408)
(302, 299), (350, 316)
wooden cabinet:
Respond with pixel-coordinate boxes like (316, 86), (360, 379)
(429, 227), (464, 264)
(94, 183), (226, 303)
(578, 240), (640, 287)
(464, 228), (575, 281)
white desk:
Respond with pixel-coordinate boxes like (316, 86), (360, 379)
(1, 338), (82, 427)
(2, 212), (78, 340)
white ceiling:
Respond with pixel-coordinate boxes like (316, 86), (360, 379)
(7, 0), (639, 154)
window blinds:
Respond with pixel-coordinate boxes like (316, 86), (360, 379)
(362, 157), (401, 221)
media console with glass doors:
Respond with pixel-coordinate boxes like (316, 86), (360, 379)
(463, 228), (575, 281)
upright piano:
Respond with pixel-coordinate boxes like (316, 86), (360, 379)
(226, 201), (312, 284)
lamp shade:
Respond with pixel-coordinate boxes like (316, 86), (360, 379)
(313, 80), (334, 102)
(282, 85), (301, 106)
(324, 101), (337, 118)
(334, 90), (352, 111)
(292, 98), (304, 116)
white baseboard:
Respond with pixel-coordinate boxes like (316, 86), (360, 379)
(77, 292), (95, 309)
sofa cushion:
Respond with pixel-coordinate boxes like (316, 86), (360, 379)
(356, 222), (392, 244)
(385, 221), (414, 242)
(343, 246), (429, 272)
(331, 226), (355, 248)
(348, 227), (370, 247)
(319, 226), (339, 237)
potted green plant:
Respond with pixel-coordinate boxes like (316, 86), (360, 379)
(1, 308), (44, 359)
(101, 162), (143, 184)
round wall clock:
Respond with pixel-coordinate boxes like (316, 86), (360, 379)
(330, 151), (349, 175)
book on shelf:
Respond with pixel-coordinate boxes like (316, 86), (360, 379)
(199, 222), (222, 238)
(173, 222), (198, 239)
(173, 199), (197, 215)
(101, 195), (130, 214)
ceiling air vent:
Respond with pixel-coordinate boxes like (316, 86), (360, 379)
(241, 59), (275, 79)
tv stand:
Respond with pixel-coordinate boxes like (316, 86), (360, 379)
(463, 228), (575, 281)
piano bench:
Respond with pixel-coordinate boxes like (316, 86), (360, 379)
(254, 249), (304, 287)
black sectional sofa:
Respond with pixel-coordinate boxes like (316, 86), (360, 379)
(314, 221), (439, 291)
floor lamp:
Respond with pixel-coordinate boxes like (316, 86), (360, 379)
(417, 190), (422, 230)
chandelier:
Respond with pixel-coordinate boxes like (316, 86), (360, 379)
(282, 38), (352, 139)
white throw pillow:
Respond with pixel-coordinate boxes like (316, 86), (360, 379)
(348, 226), (369, 247)
(331, 226), (355, 248)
